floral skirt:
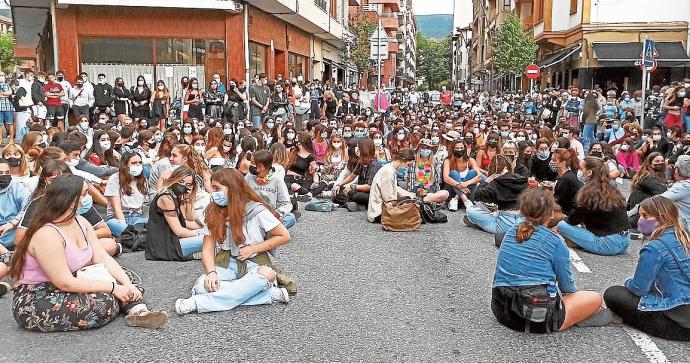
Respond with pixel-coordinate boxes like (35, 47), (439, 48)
(13, 283), (120, 332)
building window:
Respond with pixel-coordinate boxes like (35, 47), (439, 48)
(535, 0), (544, 22)
(503, 0), (511, 11)
(570, 0), (578, 14)
(156, 38), (226, 85)
(315, 0), (327, 12)
(249, 42), (267, 78)
(81, 37), (153, 64)
(288, 53), (307, 79)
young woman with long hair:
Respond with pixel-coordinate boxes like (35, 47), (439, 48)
(556, 157), (630, 255)
(269, 142), (291, 180)
(663, 85), (685, 129)
(627, 153), (668, 229)
(475, 132), (500, 175)
(550, 148), (583, 216)
(443, 140), (482, 211)
(407, 139), (449, 203)
(371, 130), (391, 165)
(87, 130), (119, 168)
(160, 143), (212, 193)
(174, 169), (292, 315)
(312, 124), (329, 164)
(2, 143), (37, 192)
(492, 188), (604, 334)
(285, 132), (324, 200)
(131, 75), (151, 120)
(147, 132), (177, 194)
(10, 174), (168, 332)
(235, 135), (257, 176)
(104, 152), (148, 237)
(151, 80), (170, 129)
(145, 166), (203, 261)
(320, 134), (348, 187)
(203, 127), (228, 170)
(604, 196), (690, 341)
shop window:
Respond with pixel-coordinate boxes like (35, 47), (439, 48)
(249, 42), (267, 78)
(288, 53), (307, 79)
(81, 37), (153, 64)
(156, 38), (225, 87)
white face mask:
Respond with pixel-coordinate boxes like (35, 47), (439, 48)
(194, 145), (206, 154)
(287, 132), (296, 140)
(332, 142), (342, 150)
(79, 121), (89, 130)
(373, 138), (383, 147)
(99, 140), (111, 150)
(396, 133), (405, 141)
(137, 80), (144, 86)
(183, 127), (193, 134)
(67, 158), (79, 167)
(129, 165), (143, 177)
(222, 146), (232, 153)
(223, 128), (233, 136)
(158, 85), (164, 90)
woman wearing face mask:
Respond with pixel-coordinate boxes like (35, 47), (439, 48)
(319, 134), (348, 189)
(530, 138), (558, 182)
(443, 140), (482, 211)
(131, 75), (151, 120)
(180, 121), (196, 145)
(321, 91), (339, 119)
(203, 80), (225, 120)
(312, 124), (329, 164)
(604, 196), (690, 341)
(388, 126), (408, 156)
(0, 158), (31, 250)
(145, 166), (203, 261)
(151, 80), (170, 130)
(184, 78), (203, 121)
(113, 77), (131, 118)
(588, 142), (622, 180)
(147, 133), (177, 194)
(626, 152), (667, 228)
(11, 174), (168, 332)
(200, 128), (224, 170)
(174, 169), (292, 315)
(555, 157), (630, 256)
(104, 153), (148, 237)
(406, 139), (449, 203)
(501, 141), (529, 177)
(270, 83), (290, 122)
(285, 132), (324, 200)
(235, 135), (257, 176)
(87, 130), (119, 168)
(616, 139), (639, 178)
(133, 130), (159, 174)
(332, 137), (382, 211)
(371, 130), (391, 165)
(367, 149), (418, 223)
(550, 148), (583, 217)
(246, 150), (296, 229)
(476, 132), (500, 176)
(663, 86), (685, 129)
(282, 126), (298, 149)
(2, 143), (37, 193)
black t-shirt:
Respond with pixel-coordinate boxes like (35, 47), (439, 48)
(566, 206), (629, 236)
(554, 170), (583, 216)
(289, 154), (315, 176)
(19, 196), (104, 229)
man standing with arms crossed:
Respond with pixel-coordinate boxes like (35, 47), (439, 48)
(249, 73), (271, 129)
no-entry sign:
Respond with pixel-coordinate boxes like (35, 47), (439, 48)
(525, 63), (540, 79)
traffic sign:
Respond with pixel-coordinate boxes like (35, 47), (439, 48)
(642, 39), (658, 67)
(524, 64), (540, 79)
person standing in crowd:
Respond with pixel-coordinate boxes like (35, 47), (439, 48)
(112, 77), (130, 119)
(92, 73), (113, 124)
(43, 73), (65, 131)
(440, 86), (452, 109)
(131, 75), (151, 120)
(31, 72), (47, 124)
(55, 70), (71, 127)
(68, 77), (93, 121)
(151, 80), (170, 130)
(0, 72), (15, 143)
(203, 79), (225, 120)
(250, 73), (271, 129)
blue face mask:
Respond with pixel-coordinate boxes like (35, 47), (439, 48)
(420, 149), (432, 158)
(354, 131), (365, 139)
(77, 194), (93, 214)
(211, 191), (228, 207)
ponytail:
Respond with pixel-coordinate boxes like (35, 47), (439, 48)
(516, 219), (536, 243)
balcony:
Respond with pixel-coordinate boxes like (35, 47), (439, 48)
(248, 0), (350, 43)
(368, 0), (400, 12)
(56, 0), (241, 11)
(381, 14), (399, 30)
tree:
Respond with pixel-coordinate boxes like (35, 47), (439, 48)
(492, 12), (538, 76)
(0, 34), (16, 74)
(416, 34), (452, 90)
(348, 9), (377, 87)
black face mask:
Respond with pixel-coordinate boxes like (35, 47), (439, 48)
(147, 141), (157, 149)
(0, 174), (11, 190)
(113, 144), (122, 151)
(453, 150), (466, 158)
(171, 182), (190, 197)
(591, 151), (603, 158)
(6, 157), (21, 168)
(653, 164), (665, 172)
(249, 165), (258, 176)
(487, 141), (499, 148)
(57, 76), (64, 82)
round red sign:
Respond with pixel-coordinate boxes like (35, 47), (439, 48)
(525, 64), (541, 79)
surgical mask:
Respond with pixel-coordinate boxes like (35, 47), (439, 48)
(612, 124), (620, 131)
(128, 165), (143, 177)
(577, 170), (587, 183)
(516, 136), (525, 142)
(396, 133), (405, 141)
(154, 134), (164, 143)
(78, 194), (93, 215)
(158, 85), (164, 90)
(641, 135), (648, 142)
(194, 145), (205, 154)
(211, 191), (228, 206)
(183, 127), (193, 134)
(621, 144), (629, 151)
(67, 158), (79, 167)
(420, 149), (432, 158)
(192, 83), (199, 89)
(266, 122), (275, 129)
(431, 136), (440, 145)
(79, 121), (90, 130)
(100, 140), (111, 150)
(332, 142), (342, 150)
(223, 128), (233, 136)
(354, 131), (365, 139)
(537, 150), (550, 160)
(137, 80), (144, 86)
(667, 132), (673, 139)
(500, 131), (510, 138)
(637, 218), (658, 237)
(373, 138), (383, 147)
(343, 131), (353, 138)
(287, 132), (296, 140)
(222, 146), (232, 153)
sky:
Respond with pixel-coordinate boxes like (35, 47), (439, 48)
(412, 0), (455, 15)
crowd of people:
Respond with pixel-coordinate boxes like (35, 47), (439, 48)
(0, 68), (687, 340)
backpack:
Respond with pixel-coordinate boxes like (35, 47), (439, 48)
(420, 202), (448, 224)
(305, 200), (336, 212)
(120, 223), (147, 252)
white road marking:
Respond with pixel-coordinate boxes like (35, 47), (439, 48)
(568, 248), (592, 273)
(623, 327), (670, 363)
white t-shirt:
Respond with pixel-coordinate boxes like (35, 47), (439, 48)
(104, 173), (147, 218)
(201, 207), (280, 258)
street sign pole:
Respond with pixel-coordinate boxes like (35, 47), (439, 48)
(377, 17), (381, 112)
(641, 64), (647, 128)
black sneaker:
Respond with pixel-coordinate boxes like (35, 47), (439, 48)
(463, 215), (479, 229)
(296, 194), (312, 203)
(0, 281), (11, 298)
(293, 211), (302, 220)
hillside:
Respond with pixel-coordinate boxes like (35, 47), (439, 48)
(415, 14), (453, 39)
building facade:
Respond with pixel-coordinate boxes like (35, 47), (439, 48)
(395, 0), (416, 86)
(355, 0), (401, 88)
(470, 0), (515, 91)
(516, 0), (690, 92)
(452, 0), (473, 89)
(11, 0), (357, 88)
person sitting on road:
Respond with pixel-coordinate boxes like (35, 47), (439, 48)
(145, 166), (204, 261)
(604, 196), (690, 341)
(502, 141), (529, 177)
(406, 139), (448, 201)
(104, 152), (148, 237)
(0, 158), (31, 249)
(443, 140), (481, 211)
(462, 154), (528, 235)
(555, 157), (630, 256)
(550, 148), (583, 216)
(332, 137), (382, 212)
(368, 149), (448, 223)
(492, 188), (606, 334)
(246, 150), (296, 229)
(9, 174), (168, 332)
(530, 138), (558, 181)
(285, 132), (323, 201)
(626, 152), (667, 228)
(658, 155), (690, 227)
(174, 169), (292, 315)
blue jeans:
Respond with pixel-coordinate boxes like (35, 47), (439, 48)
(557, 220), (630, 256)
(466, 206), (524, 234)
(251, 115), (262, 129)
(582, 123), (596, 154)
(190, 259), (272, 313)
(683, 113), (690, 132)
(0, 110), (14, 125)
(106, 211), (148, 237)
(449, 169), (479, 194)
(0, 229), (16, 248)
(283, 212), (296, 229)
(180, 234), (204, 256)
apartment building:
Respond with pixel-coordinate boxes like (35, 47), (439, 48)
(452, 0), (473, 89)
(470, 0), (515, 90)
(516, 0), (690, 92)
(394, 0), (416, 86)
(355, 0), (401, 87)
(11, 0), (357, 87)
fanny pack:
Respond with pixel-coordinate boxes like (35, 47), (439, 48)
(305, 200), (336, 212)
(510, 284), (561, 333)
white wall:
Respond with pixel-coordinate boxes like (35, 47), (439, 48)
(589, 0), (690, 24)
(552, 0), (582, 32)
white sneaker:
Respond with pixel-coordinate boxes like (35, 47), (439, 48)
(448, 198), (459, 211)
(270, 287), (290, 304)
(174, 298), (197, 315)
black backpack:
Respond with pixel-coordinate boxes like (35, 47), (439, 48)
(120, 223), (147, 252)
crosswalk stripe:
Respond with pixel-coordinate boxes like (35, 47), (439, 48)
(623, 328), (669, 363)
(568, 248), (592, 273)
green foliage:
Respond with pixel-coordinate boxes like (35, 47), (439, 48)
(416, 34), (452, 90)
(348, 9), (377, 84)
(492, 12), (538, 74)
(416, 83), (429, 92)
(0, 34), (15, 74)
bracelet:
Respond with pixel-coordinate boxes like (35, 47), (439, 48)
(206, 270), (217, 276)
(109, 282), (115, 294)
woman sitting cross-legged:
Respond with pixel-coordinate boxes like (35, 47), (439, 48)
(9, 175), (167, 332)
(492, 188), (606, 334)
(555, 156), (630, 256)
(145, 166), (204, 261)
(604, 196), (690, 341)
(174, 169), (294, 315)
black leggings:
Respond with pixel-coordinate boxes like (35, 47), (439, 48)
(604, 286), (690, 341)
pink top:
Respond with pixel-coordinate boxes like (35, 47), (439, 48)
(313, 140), (328, 163)
(18, 221), (93, 285)
(616, 150), (640, 171)
(374, 92), (389, 111)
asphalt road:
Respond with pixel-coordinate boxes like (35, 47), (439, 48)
(1, 199), (688, 362)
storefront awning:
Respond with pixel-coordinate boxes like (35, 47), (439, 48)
(593, 41), (690, 67)
(537, 43), (581, 68)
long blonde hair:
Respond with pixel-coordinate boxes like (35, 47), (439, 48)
(1, 143), (29, 176)
(640, 196), (690, 251)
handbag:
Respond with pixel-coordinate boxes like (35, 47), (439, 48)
(420, 202), (448, 224)
(510, 284), (562, 333)
(76, 263), (116, 283)
(305, 200), (336, 212)
(121, 223), (147, 252)
(381, 201), (421, 232)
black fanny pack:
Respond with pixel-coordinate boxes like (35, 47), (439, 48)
(510, 285), (561, 333)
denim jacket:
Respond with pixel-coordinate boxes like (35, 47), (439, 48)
(493, 225), (576, 294)
(625, 229), (690, 311)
